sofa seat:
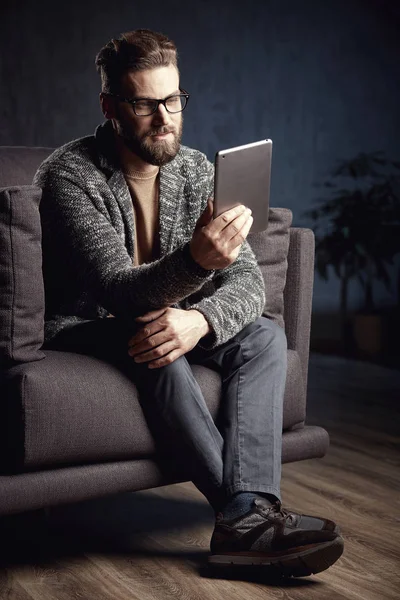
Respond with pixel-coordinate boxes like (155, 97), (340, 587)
(1, 347), (305, 472)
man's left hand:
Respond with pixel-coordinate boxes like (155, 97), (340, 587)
(128, 307), (211, 369)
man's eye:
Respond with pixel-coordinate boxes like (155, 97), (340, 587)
(135, 100), (155, 110)
(166, 96), (181, 108)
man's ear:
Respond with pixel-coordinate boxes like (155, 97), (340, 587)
(100, 93), (117, 119)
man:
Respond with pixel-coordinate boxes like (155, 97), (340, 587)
(34, 29), (344, 576)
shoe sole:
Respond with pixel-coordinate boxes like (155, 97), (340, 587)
(208, 536), (344, 577)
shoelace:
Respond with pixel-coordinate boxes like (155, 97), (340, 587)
(261, 501), (296, 525)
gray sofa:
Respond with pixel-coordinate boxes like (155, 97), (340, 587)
(0, 145), (329, 517)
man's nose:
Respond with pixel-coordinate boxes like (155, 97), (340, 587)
(152, 103), (171, 125)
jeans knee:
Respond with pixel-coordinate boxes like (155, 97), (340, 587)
(254, 317), (287, 358)
(134, 354), (190, 412)
(136, 354), (188, 379)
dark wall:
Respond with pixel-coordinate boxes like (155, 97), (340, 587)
(1, 0), (399, 313)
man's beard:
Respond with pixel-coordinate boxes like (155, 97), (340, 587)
(117, 118), (183, 166)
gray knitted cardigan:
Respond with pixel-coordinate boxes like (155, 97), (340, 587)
(34, 121), (265, 349)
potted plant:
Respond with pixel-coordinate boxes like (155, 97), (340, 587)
(302, 152), (400, 355)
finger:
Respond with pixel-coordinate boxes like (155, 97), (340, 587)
(205, 197), (214, 221)
(128, 330), (170, 356)
(224, 210), (252, 241)
(135, 307), (167, 323)
(227, 215), (253, 251)
(208, 209), (251, 250)
(207, 204), (247, 235)
(132, 341), (177, 364)
(148, 348), (183, 369)
(128, 319), (166, 348)
(195, 197), (214, 229)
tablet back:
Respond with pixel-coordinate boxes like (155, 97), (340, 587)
(213, 139), (272, 233)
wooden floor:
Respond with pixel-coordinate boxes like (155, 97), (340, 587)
(0, 353), (399, 600)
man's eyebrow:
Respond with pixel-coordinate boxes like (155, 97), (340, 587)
(133, 89), (181, 99)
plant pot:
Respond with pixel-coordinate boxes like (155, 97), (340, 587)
(353, 313), (383, 356)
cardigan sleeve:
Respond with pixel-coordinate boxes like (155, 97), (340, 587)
(187, 241), (266, 349)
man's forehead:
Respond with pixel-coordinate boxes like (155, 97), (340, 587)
(121, 65), (180, 97)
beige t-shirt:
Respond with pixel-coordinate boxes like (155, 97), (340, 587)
(118, 140), (160, 266)
(124, 169), (160, 266)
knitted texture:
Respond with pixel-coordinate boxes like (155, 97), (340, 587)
(33, 121), (265, 349)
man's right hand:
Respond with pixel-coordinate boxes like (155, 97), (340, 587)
(190, 198), (253, 270)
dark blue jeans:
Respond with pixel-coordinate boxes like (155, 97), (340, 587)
(45, 316), (287, 512)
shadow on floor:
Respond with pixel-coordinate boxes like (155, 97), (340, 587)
(0, 491), (212, 562)
(0, 491), (322, 588)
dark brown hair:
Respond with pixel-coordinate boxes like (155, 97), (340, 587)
(95, 29), (178, 94)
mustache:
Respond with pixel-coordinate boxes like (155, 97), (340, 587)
(146, 127), (175, 137)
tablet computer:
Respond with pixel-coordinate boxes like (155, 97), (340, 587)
(213, 139), (272, 233)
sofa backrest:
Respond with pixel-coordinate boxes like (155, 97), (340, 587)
(0, 147), (53, 187)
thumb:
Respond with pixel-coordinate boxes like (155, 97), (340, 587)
(195, 197), (214, 229)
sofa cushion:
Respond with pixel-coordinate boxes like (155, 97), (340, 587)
(0, 186), (45, 367)
(0, 347), (305, 473)
(0, 351), (221, 472)
(248, 207), (293, 329)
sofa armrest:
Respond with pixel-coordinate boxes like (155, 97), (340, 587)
(283, 227), (315, 395)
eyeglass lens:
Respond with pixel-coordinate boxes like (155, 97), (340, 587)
(134, 95), (187, 116)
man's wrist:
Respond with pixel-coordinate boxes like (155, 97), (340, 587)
(189, 309), (212, 338)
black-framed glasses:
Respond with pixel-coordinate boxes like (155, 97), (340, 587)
(107, 89), (190, 116)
